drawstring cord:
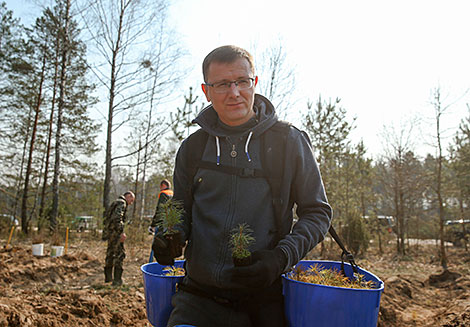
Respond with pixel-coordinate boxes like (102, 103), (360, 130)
(245, 131), (253, 162)
(215, 131), (253, 164)
(215, 136), (220, 165)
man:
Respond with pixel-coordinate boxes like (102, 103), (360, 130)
(152, 45), (332, 326)
(103, 191), (135, 286)
(150, 179), (174, 232)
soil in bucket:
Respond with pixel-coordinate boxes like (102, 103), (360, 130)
(282, 260), (384, 327)
(141, 260), (185, 327)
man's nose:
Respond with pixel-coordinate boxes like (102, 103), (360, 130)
(227, 82), (240, 96)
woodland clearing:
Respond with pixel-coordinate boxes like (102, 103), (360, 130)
(0, 232), (469, 327)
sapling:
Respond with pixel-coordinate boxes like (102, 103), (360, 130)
(163, 266), (185, 276)
(156, 200), (185, 257)
(230, 223), (255, 266)
(290, 264), (376, 289)
(32, 231), (45, 245)
(50, 231), (62, 246)
(157, 200), (184, 235)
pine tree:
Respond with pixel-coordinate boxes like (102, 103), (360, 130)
(0, 1), (99, 232)
(303, 96), (356, 253)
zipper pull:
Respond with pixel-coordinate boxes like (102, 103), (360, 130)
(230, 144), (237, 158)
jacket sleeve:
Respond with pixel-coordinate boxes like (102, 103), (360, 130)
(172, 139), (193, 241)
(277, 130), (332, 271)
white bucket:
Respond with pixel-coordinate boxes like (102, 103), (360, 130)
(32, 243), (44, 256)
(50, 245), (64, 257)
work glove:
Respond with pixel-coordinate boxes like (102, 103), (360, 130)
(152, 232), (184, 266)
(148, 226), (155, 234)
(231, 248), (287, 289)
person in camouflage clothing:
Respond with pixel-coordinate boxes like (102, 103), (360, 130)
(104, 191), (135, 286)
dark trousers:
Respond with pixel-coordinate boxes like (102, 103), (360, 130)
(104, 235), (125, 269)
(168, 278), (287, 327)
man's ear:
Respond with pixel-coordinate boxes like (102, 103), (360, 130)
(201, 84), (211, 102)
(254, 76), (258, 87)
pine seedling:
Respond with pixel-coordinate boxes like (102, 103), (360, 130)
(157, 200), (184, 236)
(230, 223), (255, 260)
(50, 231), (62, 246)
(32, 231), (46, 244)
(290, 264), (376, 289)
(163, 266), (185, 276)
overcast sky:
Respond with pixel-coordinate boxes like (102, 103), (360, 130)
(6, 0), (470, 158)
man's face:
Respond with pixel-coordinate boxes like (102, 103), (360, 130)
(202, 58), (257, 126)
(125, 194), (135, 205)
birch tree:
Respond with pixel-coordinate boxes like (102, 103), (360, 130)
(429, 87), (449, 269)
(80, 0), (182, 215)
(379, 119), (421, 255)
(255, 41), (296, 118)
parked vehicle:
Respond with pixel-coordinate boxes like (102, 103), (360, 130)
(72, 216), (96, 232)
(444, 219), (469, 247)
(363, 215), (395, 233)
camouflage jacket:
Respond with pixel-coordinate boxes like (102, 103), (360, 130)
(104, 196), (128, 239)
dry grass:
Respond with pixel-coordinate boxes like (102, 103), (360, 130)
(162, 266), (185, 276)
(289, 263), (377, 289)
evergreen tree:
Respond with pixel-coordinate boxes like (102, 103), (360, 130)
(47, 0), (99, 231)
(303, 97), (355, 229)
(0, 1), (99, 232)
(447, 108), (470, 251)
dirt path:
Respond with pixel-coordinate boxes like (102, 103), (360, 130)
(1, 233), (469, 326)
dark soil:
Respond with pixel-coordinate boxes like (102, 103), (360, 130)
(1, 233), (469, 327)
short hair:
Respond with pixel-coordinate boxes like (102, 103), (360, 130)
(123, 191), (134, 198)
(160, 179), (171, 188)
(202, 45), (255, 83)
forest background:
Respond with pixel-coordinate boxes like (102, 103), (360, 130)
(1, 0), (470, 268)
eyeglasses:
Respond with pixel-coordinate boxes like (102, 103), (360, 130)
(205, 77), (255, 94)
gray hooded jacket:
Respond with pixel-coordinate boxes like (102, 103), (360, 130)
(173, 94), (332, 290)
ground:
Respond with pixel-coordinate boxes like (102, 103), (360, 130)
(1, 232), (469, 327)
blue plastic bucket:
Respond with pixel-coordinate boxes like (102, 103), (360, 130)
(141, 260), (185, 327)
(282, 260), (384, 327)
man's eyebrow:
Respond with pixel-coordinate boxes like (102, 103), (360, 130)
(213, 76), (251, 83)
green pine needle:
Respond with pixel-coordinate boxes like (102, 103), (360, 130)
(156, 200), (184, 235)
(230, 223), (255, 259)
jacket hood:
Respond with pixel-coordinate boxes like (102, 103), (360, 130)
(193, 94), (278, 138)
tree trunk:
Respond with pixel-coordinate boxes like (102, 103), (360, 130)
(433, 87), (448, 270)
(103, 1), (125, 215)
(437, 114), (448, 269)
(39, 31), (60, 222)
(17, 106), (32, 233)
(20, 46), (46, 234)
(459, 196), (468, 252)
(50, 0), (71, 232)
(132, 139), (141, 221)
(139, 71), (159, 223)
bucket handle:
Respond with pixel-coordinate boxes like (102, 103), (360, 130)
(341, 251), (360, 277)
(329, 225), (360, 277)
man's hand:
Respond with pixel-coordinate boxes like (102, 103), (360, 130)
(152, 233), (184, 265)
(119, 233), (126, 243)
(231, 248), (287, 288)
(148, 226), (155, 234)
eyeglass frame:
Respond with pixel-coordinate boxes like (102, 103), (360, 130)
(204, 77), (256, 94)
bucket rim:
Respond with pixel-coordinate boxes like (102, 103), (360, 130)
(283, 259), (384, 292)
(141, 260), (185, 278)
